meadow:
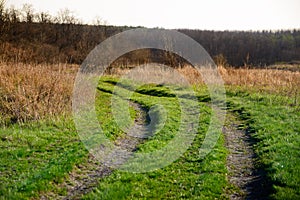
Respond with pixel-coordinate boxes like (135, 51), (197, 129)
(0, 61), (299, 199)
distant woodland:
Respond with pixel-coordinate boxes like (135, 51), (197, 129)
(1, 2), (300, 67)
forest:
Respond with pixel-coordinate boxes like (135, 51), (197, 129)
(0, 2), (299, 66)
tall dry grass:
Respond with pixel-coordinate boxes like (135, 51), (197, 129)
(110, 64), (300, 104)
(218, 65), (299, 93)
(0, 62), (78, 124)
(0, 62), (299, 124)
(181, 65), (300, 105)
(110, 65), (299, 92)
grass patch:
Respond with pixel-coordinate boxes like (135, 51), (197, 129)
(225, 87), (300, 199)
(2, 72), (298, 199)
(0, 118), (88, 199)
(81, 76), (228, 199)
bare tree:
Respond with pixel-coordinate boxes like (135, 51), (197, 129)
(92, 16), (107, 26)
(21, 3), (34, 22)
(8, 5), (20, 23)
(55, 8), (79, 24)
(0, 0), (5, 22)
(36, 11), (52, 23)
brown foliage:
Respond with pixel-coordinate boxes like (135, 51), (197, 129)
(0, 62), (78, 123)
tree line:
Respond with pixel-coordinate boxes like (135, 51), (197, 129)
(180, 29), (300, 66)
(0, 1), (299, 67)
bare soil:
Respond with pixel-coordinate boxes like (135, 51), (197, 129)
(223, 114), (268, 200)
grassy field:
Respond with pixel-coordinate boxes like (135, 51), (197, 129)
(0, 62), (299, 199)
(80, 77), (228, 199)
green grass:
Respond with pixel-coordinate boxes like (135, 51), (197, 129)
(1, 76), (298, 199)
(81, 76), (228, 199)
(0, 119), (88, 199)
(0, 77), (138, 199)
(225, 87), (300, 199)
(0, 76), (228, 199)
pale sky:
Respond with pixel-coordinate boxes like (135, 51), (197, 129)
(5, 0), (300, 31)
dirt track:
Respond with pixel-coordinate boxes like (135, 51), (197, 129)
(40, 102), (148, 200)
(223, 114), (267, 200)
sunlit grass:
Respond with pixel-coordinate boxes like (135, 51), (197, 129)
(0, 118), (87, 199)
(226, 88), (300, 199)
(0, 62), (299, 199)
(82, 76), (228, 199)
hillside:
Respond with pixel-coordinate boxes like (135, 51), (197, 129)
(1, 21), (300, 66)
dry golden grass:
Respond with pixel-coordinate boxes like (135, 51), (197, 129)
(219, 66), (299, 89)
(110, 64), (300, 104)
(219, 66), (300, 102)
(0, 62), (78, 123)
(110, 65), (299, 93)
(183, 65), (300, 104)
(0, 62), (299, 123)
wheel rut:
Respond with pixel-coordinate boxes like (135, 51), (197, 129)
(223, 114), (266, 200)
(39, 102), (149, 200)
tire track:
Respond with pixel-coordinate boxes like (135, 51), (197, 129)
(223, 114), (262, 200)
(40, 102), (149, 200)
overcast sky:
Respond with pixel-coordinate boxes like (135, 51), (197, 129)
(5, 0), (300, 31)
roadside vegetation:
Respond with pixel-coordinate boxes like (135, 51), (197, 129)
(0, 61), (299, 199)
